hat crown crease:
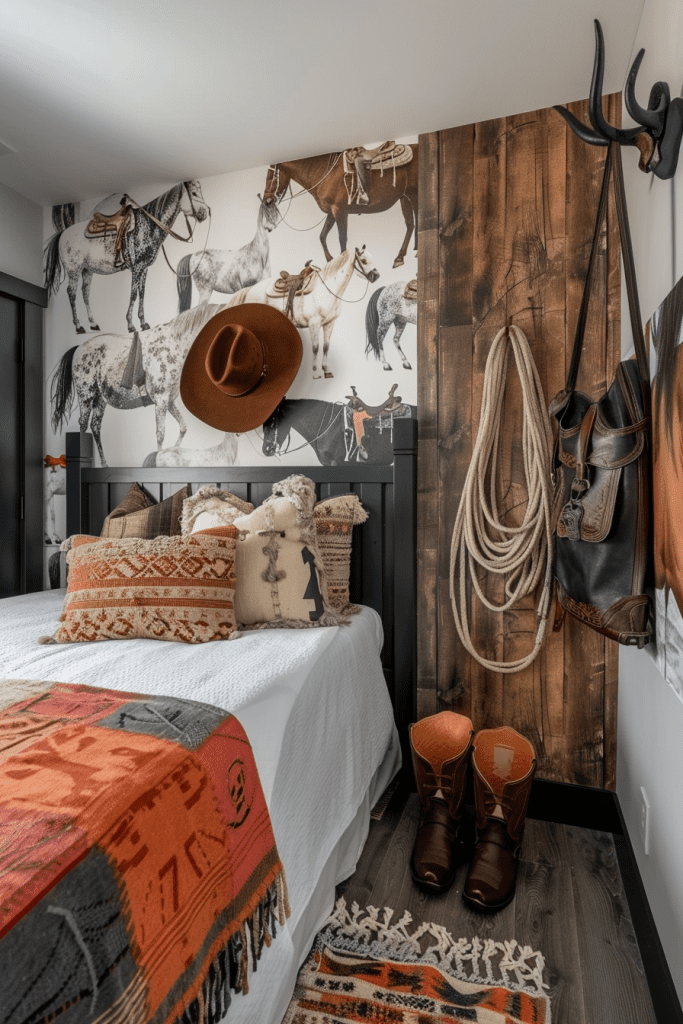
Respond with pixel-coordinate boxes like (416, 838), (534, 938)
(206, 324), (264, 396)
(180, 302), (303, 433)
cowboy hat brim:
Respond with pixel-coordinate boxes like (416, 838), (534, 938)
(180, 304), (303, 433)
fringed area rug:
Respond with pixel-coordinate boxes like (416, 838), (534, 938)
(284, 898), (551, 1023)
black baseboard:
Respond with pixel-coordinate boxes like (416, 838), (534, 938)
(528, 778), (682, 1024)
(526, 776), (623, 833)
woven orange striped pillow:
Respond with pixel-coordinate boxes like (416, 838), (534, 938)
(41, 527), (239, 645)
(314, 494), (368, 614)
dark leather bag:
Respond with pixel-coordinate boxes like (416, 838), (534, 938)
(550, 141), (653, 647)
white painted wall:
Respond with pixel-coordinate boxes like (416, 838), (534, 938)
(618, 0), (683, 1003)
(0, 179), (42, 286)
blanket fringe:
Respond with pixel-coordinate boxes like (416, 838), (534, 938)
(174, 870), (290, 1024)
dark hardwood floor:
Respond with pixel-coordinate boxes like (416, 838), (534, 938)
(337, 791), (657, 1024)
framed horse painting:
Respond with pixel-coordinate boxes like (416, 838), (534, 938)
(649, 275), (683, 701)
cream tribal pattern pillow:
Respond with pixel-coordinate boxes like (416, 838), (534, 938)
(232, 475), (345, 630)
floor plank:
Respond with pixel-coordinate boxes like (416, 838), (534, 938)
(568, 826), (657, 1024)
(362, 792), (418, 910)
(521, 818), (571, 867)
(335, 792), (658, 1024)
(514, 854), (587, 1023)
(336, 787), (404, 909)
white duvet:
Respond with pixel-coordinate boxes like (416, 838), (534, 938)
(0, 589), (400, 1023)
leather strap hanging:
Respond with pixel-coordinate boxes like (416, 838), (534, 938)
(550, 140), (653, 647)
(561, 142), (649, 403)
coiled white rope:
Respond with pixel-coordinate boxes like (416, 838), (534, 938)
(449, 324), (554, 673)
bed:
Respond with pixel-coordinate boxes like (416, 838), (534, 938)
(0, 420), (416, 1024)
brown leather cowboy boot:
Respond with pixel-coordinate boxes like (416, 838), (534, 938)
(463, 726), (536, 912)
(410, 711), (474, 893)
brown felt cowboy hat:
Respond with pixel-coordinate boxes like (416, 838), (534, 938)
(180, 304), (303, 432)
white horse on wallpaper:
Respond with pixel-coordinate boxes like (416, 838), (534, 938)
(143, 432), (238, 467)
(44, 456), (66, 544)
(176, 198), (280, 311)
(223, 246), (379, 379)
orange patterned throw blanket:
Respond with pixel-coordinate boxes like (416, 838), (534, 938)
(0, 679), (289, 1023)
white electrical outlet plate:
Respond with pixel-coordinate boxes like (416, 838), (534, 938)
(639, 786), (651, 855)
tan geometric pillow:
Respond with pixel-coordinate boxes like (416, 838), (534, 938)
(40, 526), (239, 645)
(232, 475), (344, 630)
(313, 494), (368, 614)
(181, 486), (254, 535)
(100, 483), (189, 539)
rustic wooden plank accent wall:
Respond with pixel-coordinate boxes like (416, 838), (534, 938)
(417, 95), (621, 789)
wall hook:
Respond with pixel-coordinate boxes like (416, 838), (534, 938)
(554, 19), (683, 179)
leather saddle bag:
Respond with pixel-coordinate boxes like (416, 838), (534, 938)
(550, 141), (653, 647)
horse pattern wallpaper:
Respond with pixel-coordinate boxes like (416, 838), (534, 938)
(42, 137), (418, 576)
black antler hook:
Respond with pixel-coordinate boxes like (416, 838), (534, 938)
(554, 19), (683, 179)
(588, 21), (642, 145)
(554, 21), (639, 147)
(624, 48), (669, 134)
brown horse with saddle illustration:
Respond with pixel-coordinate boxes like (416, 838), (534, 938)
(263, 142), (418, 269)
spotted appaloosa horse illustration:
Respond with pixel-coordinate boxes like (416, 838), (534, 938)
(49, 304), (228, 467)
(365, 281), (417, 370)
(44, 181), (209, 333)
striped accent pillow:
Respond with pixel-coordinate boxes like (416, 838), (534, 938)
(314, 494), (368, 614)
(40, 527), (239, 645)
(101, 483), (189, 538)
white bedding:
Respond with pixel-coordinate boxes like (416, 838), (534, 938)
(0, 589), (401, 1023)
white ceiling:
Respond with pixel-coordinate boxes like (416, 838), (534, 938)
(0, 0), (646, 207)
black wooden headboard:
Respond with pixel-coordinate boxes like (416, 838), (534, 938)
(65, 419), (417, 756)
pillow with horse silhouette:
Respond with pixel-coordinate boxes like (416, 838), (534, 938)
(181, 485), (254, 535)
(232, 475), (346, 630)
(100, 482), (190, 539)
(313, 494), (369, 615)
(39, 526), (240, 645)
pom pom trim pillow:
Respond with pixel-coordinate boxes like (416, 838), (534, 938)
(314, 493), (368, 614)
(40, 527), (240, 645)
(232, 474), (345, 630)
(100, 482), (190, 539)
(181, 485), (254, 535)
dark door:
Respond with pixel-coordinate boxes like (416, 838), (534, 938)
(0, 293), (22, 596)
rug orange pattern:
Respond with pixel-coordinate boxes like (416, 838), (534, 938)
(284, 899), (551, 1024)
(0, 679), (289, 1023)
